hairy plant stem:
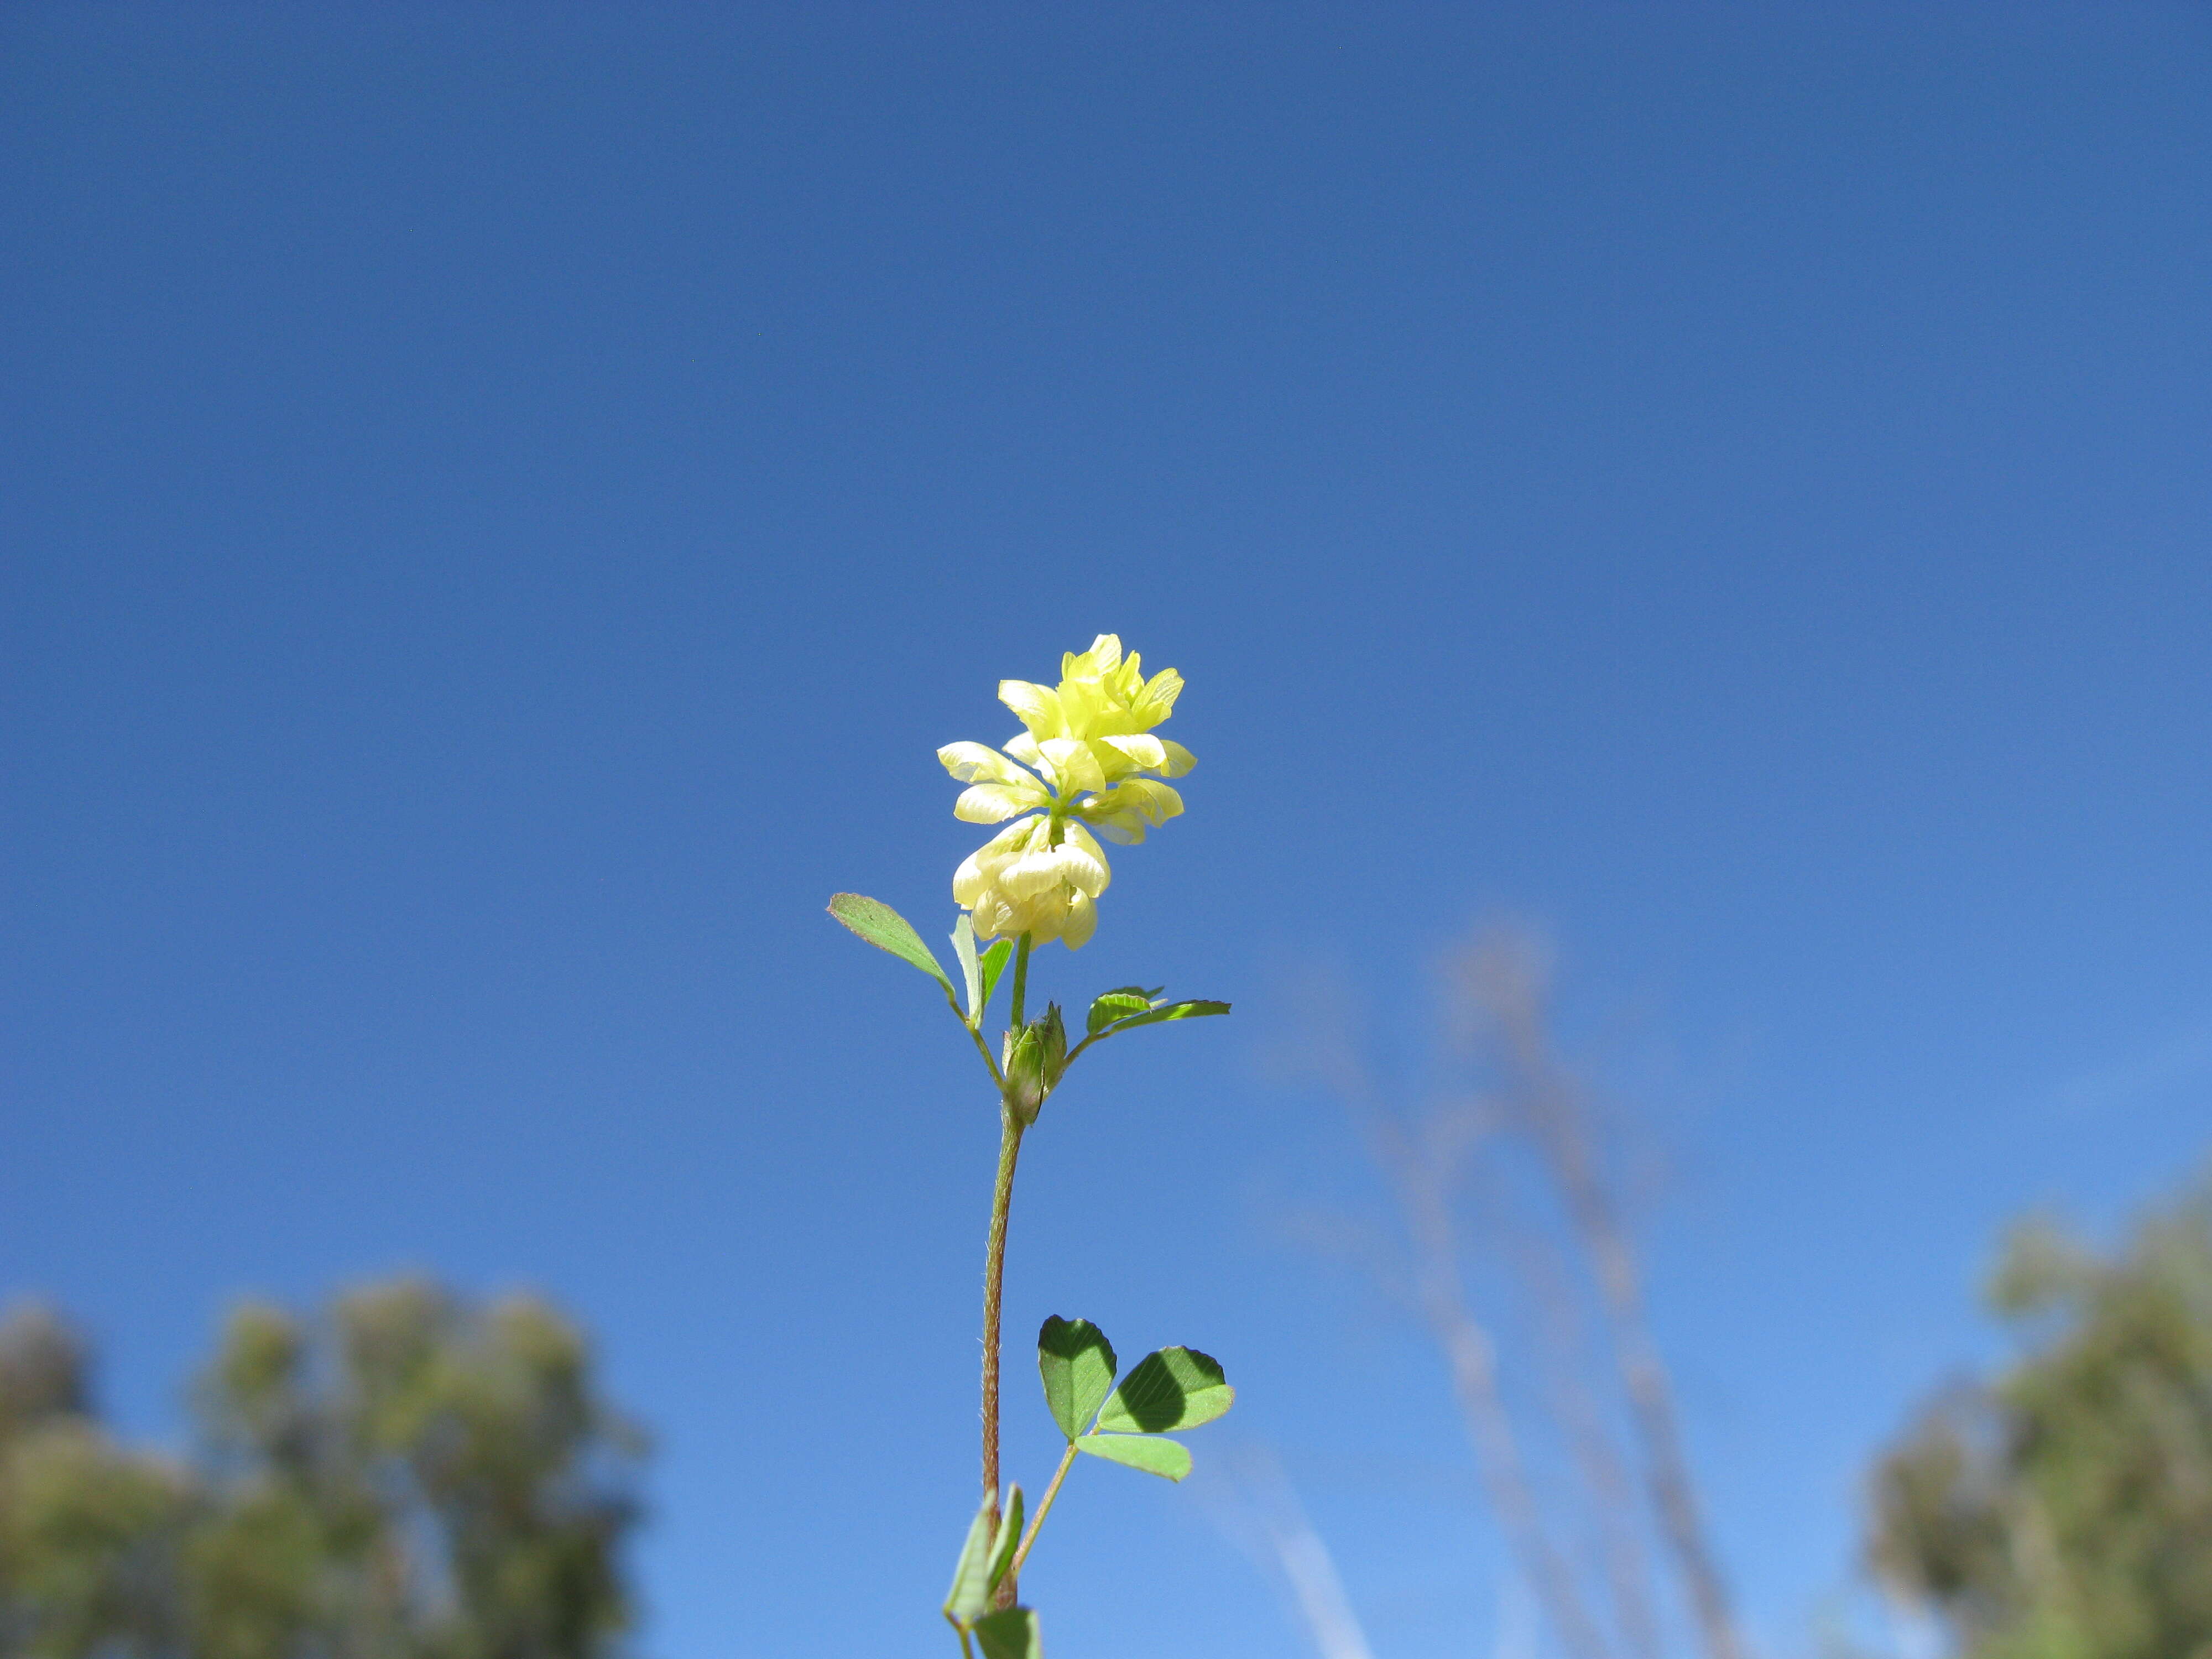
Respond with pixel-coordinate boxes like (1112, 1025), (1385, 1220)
(979, 1110), (1026, 1608)
(980, 931), (1035, 1613)
(1009, 1441), (1080, 1577)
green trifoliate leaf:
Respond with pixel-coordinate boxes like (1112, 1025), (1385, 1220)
(828, 895), (957, 997)
(1095, 1347), (1234, 1433)
(1037, 1317), (1118, 1442)
(987, 1484), (1024, 1592)
(943, 1494), (998, 1628)
(1076, 1432), (1192, 1481)
(973, 1606), (1042, 1659)
(952, 915), (984, 1025)
(978, 940), (1013, 1010)
(1087, 992), (1152, 1035)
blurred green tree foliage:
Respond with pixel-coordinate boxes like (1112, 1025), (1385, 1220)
(0, 1281), (644, 1659)
(1868, 1186), (2212, 1659)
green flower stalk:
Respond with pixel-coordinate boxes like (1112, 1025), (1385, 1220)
(828, 634), (1234, 1658)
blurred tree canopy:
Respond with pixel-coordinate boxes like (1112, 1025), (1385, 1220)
(0, 1280), (644, 1659)
(1868, 1186), (2212, 1659)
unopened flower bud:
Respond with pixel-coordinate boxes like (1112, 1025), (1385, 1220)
(1002, 1004), (1069, 1125)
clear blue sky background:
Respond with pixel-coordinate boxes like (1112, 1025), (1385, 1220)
(5, 5), (2210, 1657)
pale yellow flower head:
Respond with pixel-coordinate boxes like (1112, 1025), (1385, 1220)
(952, 815), (1110, 949)
(938, 634), (1194, 947)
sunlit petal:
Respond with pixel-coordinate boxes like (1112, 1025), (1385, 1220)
(954, 782), (1050, 823)
(998, 680), (1063, 738)
(937, 742), (1032, 786)
(1040, 737), (1107, 795)
(1097, 734), (1166, 773)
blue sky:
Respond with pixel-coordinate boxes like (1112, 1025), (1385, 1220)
(5, 5), (2210, 1656)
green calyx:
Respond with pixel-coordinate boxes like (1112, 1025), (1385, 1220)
(1002, 1005), (1068, 1123)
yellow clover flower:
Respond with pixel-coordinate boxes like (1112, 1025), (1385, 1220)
(938, 634), (1195, 948)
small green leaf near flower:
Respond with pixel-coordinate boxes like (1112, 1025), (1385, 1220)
(1086, 992), (1152, 1035)
(1105, 998), (1230, 1034)
(977, 938), (1013, 1017)
(828, 894), (957, 996)
(952, 915), (984, 1025)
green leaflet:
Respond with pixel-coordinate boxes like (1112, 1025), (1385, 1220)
(1086, 992), (1152, 1035)
(1037, 1317), (1118, 1442)
(1095, 1347), (1234, 1434)
(973, 1606), (1042, 1659)
(986, 1484), (1024, 1593)
(944, 1488), (1025, 1631)
(1108, 998), (1230, 1033)
(952, 915), (984, 1025)
(827, 894), (956, 996)
(942, 1495), (998, 1629)
(978, 939), (1013, 1015)
(1075, 1432), (1192, 1482)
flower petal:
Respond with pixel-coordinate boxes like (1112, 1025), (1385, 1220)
(970, 891), (1014, 941)
(1131, 666), (1183, 727)
(1055, 679), (1114, 741)
(1062, 634), (1122, 682)
(1124, 780), (1185, 823)
(1060, 889), (1097, 950)
(1040, 738), (1107, 795)
(1086, 812), (1145, 846)
(1061, 821), (1112, 893)
(1156, 739), (1196, 778)
(1001, 849), (1071, 901)
(1048, 836), (1109, 897)
(954, 782), (1049, 823)
(953, 851), (985, 908)
(938, 742), (1034, 787)
(1080, 780), (1183, 827)
(998, 680), (1063, 738)
(1096, 734), (1166, 773)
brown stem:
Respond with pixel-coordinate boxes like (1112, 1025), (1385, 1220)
(980, 1106), (1025, 1609)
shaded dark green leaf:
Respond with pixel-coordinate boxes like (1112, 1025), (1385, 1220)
(1037, 1317), (1118, 1441)
(1096, 1347), (1233, 1433)
(973, 1606), (1042, 1659)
